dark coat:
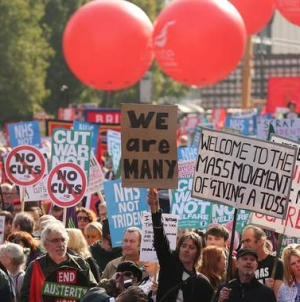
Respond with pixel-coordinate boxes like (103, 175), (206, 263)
(152, 211), (214, 302)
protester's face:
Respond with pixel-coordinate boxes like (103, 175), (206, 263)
(241, 229), (260, 252)
(290, 255), (300, 279)
(143, 262), (158, 277)
(44, 231), (68, 261)
(12, 204), (21, 216)
(85, 232), (101, 245)
(206, 235), (226, 248)
(179, 238), (198, 267)
(122, 231), (140, 258)
(236, 254), (258, 277)
(1, 187), (13, 209)
(77, 212), (90, 231)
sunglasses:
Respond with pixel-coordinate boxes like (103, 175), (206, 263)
(116, 271), (134, 279)
(77, 216), (90, 222)
(47, 237), (66, 244)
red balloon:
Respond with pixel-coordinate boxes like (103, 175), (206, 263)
(63, 0), (153, 91)
(275, 0), (300, 27)
(153, 0), (246, 87)
(230, 0), (275, 35)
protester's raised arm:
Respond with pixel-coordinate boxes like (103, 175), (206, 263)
(147, 188), (159, 213)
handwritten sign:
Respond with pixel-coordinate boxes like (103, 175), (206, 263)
(140, 212), (178, 262)
(121, 104), (178, 188)
(251, 135), (300, 236)
(192, 128), (296, 219)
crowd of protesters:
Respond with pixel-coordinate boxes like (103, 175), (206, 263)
(0, 180), (295, 302)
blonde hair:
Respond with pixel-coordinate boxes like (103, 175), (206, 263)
(282, 246), (300, 286)
(66, 228), (91, 259)
(84, 221), (102, 239)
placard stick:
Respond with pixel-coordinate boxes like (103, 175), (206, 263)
(62, 207), (67, 227)
(271, 233), (283, 279)
(21, 187), (26, 212)
(226, 207), (238, 284)
(153, 263), (159, 282)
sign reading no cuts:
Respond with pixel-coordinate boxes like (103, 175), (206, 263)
(47, 163), (87, 208)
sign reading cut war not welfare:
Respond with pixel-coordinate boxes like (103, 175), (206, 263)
(121, 104), (178, 189)
(191, 128), (297, 219)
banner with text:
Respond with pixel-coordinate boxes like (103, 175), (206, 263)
(251, 135), (300, 237)
(121, 104), (178, 189)
(8, 121), (41, 148)
(192, 128), (296, 219)
(140, 212), (178, 262)
(104, 179), (148, 247)
(51, 129), (92, 180)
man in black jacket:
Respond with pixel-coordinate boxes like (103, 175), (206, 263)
(215, 248), (276, 302)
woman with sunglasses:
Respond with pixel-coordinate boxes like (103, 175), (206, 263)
(76, 207), (97, 233)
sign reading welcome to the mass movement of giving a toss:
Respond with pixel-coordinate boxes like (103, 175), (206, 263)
(192, 128), (297, 219)
(121, 104), (178, 189)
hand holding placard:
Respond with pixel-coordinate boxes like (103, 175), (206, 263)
(147, 188), (159, 213)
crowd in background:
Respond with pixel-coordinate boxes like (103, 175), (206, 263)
(0, 179), (297, 302)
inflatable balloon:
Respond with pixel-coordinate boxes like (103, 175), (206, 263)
(230, 0), (275, 35)
(275, 0), (300, 27)
(153, 0), (246, 87)
(63, 0), (153, 91)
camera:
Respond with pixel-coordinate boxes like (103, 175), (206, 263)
(124, 279), (133, 289)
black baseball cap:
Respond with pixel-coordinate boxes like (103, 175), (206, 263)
(116, 261), (143, 282)
(80, 287), (115, 302)
(236, 248), (258, 260)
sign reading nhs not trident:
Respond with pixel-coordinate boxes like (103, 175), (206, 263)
(191, 128), (297, 219)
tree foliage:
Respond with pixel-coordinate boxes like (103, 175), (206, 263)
(0, 0), (52, 125)
(0, 0), (190, 125)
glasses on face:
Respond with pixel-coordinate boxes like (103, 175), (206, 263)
(77, 216), (90, 222)
(116, 271), (134, 279)
(47, 237), (66, 244)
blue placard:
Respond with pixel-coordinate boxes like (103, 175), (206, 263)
(177, 147), (197, 161)
(73, 121), (99, 156)
(104, 179), (148, 247)
(225, 117), (250, 136)
(8, 121), (41, 148)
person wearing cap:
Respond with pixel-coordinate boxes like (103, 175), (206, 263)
(215, 248), (276, 302)
(241, 225), (283, 298)
(80, 287), (116, 302)
(114, 261), (143, 293)
(147, 189), (214, 302)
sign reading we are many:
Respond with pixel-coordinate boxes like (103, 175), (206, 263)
(192, 128), (297, 219)
(121, 104), (178, 189)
